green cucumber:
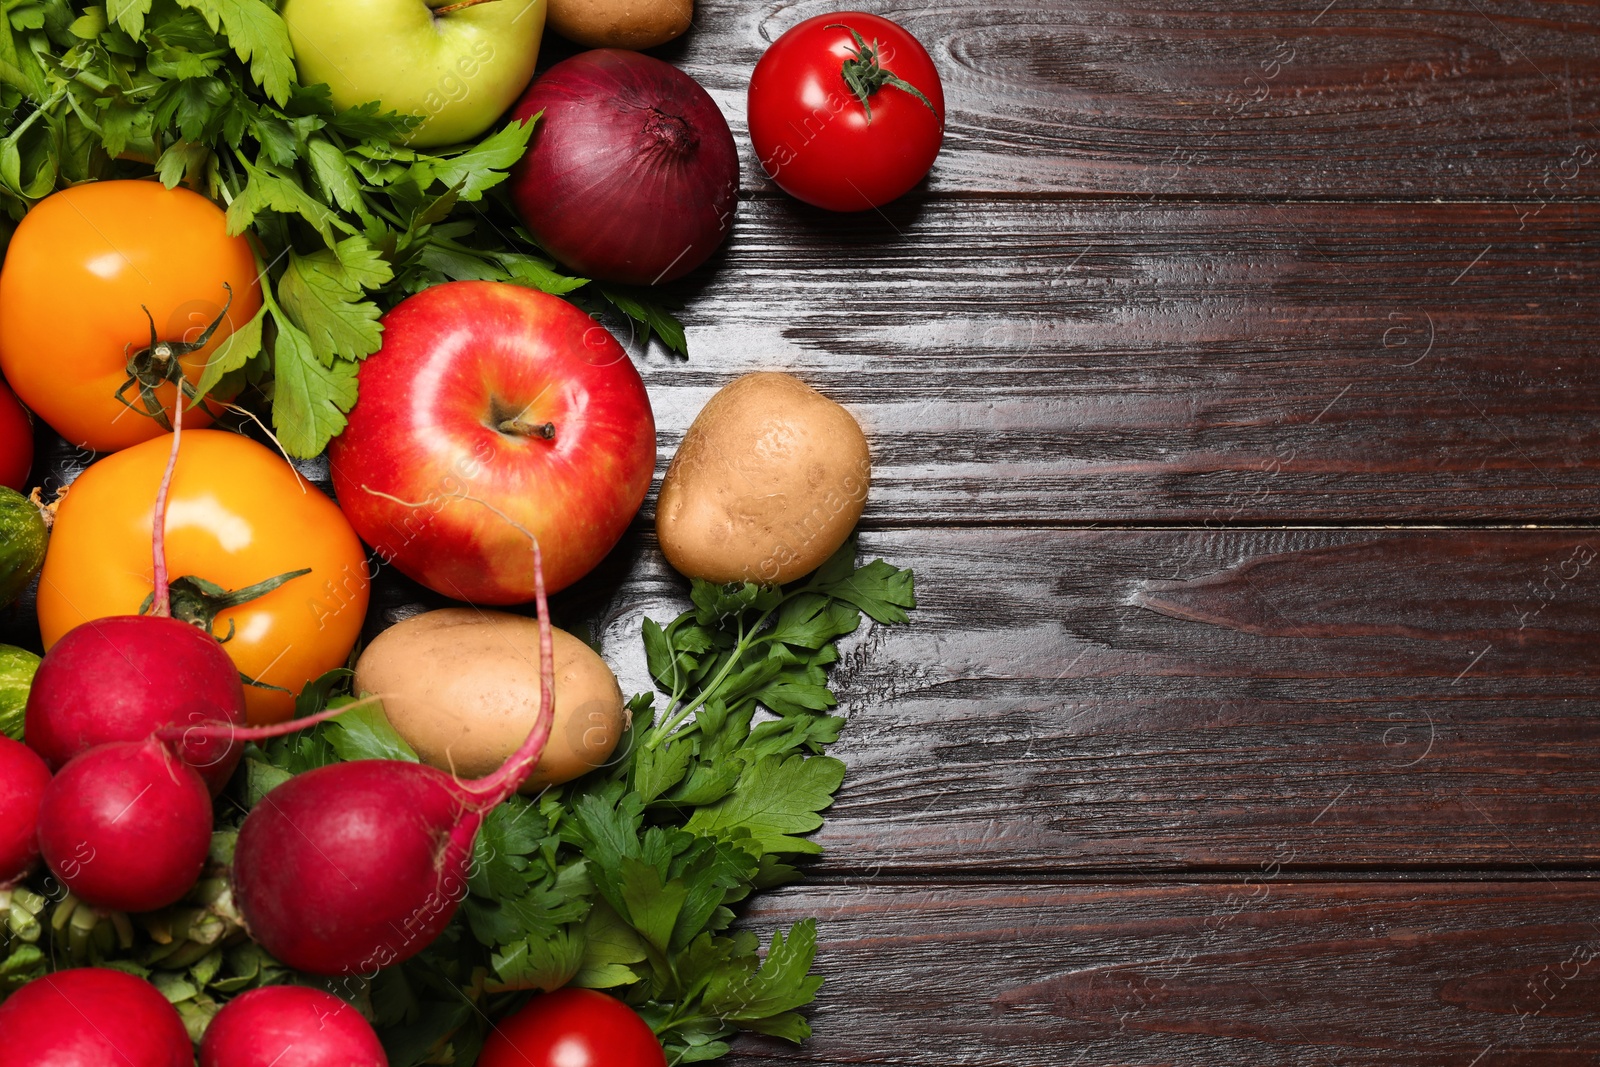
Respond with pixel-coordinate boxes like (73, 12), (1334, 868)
(0, 643), (38, 741)
(0, 487), (46, 610)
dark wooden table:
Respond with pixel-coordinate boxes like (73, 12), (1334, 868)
(675, 0), (1600, 1061)
(12, 0), (1600, 1062)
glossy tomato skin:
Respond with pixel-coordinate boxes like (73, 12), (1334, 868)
(35, 430), (369, 725)
(479, 989), (667, 1067)
(0, 181), (262, 452)
(0, 377), (30, 491)
(749, 12), (944, 211)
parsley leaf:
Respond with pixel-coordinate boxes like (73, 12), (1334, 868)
(227, 159), (354, 246)
(410, 118), (534, 201)
(702, 919), (823, 1027)
(600, 287), (689, 356)
(191, 300), (265, 403)
(683, 755), (846, 857)
(176, 0), (293, 104)
(267, 307), (358, 456)
(277, 246), (387, 366)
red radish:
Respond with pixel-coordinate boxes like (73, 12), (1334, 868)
(200, 985), (388, 1067)
(35, 737), (213, 912)
(0, 735), (51, 885)
(229, 511), (559, 975)
(35, 694), (371, 916)
(25, 366), (246, 795)
(0, 967), (192, 1066)
(27, 615), (246, 794)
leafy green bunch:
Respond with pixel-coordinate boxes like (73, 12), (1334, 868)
(0, 0), (684, 457)
(4, 544), (912, 1064)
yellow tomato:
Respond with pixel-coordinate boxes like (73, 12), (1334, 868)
(0, 181), (261, 452)
(37, 430), (370, 724)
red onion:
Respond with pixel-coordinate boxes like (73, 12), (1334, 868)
(509, 50), (739, 286)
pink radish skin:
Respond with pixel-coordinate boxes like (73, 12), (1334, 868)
(233, 760), (484, 974)
(230, 529), (559, 975)
(0, 736), (51, 886)
(200, 985), (388, 1067)
(0, 967), (192, 1067)
(27, 614), (247, 795)
(28, 373), (247, 797)
(36, 738), (213, 912)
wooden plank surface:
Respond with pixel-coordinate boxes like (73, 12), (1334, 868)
(8, 2), (1600, 1062)
(606, 527), (1600, 873)
(52, 523), (1562, 876)
(31, 198), (1600, 524)
(661, 0), (1600, 197)
(642, 199), (1600, 523)
(724, 880), (1600, 1065)
(10, 433), (1599, 873)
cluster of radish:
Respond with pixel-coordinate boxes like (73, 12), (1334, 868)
(0, 406), (560, 1064)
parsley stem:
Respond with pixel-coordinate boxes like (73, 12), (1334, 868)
(5, 89), (62, 143)
(645, 570), (833, 748)
(654, 1010), (720, 1037)
(649, 606), (771, 747)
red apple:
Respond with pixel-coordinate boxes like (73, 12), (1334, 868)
(0, 378), (31, 492)
(327, 282), (655, 603)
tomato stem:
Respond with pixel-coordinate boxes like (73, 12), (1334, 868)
(828, 24), (939, 124)
(139, 569), (313, 643)
(116, 284), (236, 431)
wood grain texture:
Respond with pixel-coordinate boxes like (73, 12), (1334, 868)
(721, 880), (1600, 1065)
(649, 199), (1598, 523)
(9, 424), (1598, 871)
(6, 8), (1599, 1061)
(20, 200), (1600, 524)
(645, 0), (1600, 197)
(77, 523), (1580, 876)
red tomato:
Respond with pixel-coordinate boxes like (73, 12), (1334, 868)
(0, 378), (30, 491)
(478, 989), (666, 1067)
(748, 12), (944, 211)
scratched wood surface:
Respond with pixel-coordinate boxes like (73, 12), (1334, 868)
(9, 0), (1600, 1062)
(357, 526), (1600, 875)
(642, 200), (1600, 524)
(658, 0), (1600, 199)
(725, 880), (1600, 1066)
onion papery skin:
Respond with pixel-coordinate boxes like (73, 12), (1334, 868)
(509, 49), (739, 286)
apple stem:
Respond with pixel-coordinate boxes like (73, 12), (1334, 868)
(432, 0), (503, 15)
(498, 418), (556, 440)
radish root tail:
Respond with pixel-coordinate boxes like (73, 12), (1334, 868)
(357, 484), (556, 810)
(150, 385), (185, 617)
(154, 694), (386, 746)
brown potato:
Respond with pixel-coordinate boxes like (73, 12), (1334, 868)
(656, 372), (870, 585)
(546, 0), (692, 50)
(355, 609), (628, 793)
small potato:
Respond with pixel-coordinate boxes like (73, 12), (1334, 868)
(656, 372), (870, 585)
(355, 609), (628, 793)
(546, 0), (692, 50)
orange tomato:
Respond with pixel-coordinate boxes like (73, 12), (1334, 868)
(0, 181), (262, 452)
(37, 430), (370, 724)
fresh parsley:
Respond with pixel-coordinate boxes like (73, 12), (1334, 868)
(0, 0), (688, 457)
(8, 542), (914, 1064)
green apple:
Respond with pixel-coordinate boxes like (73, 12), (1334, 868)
(282, 0), (546, 148)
